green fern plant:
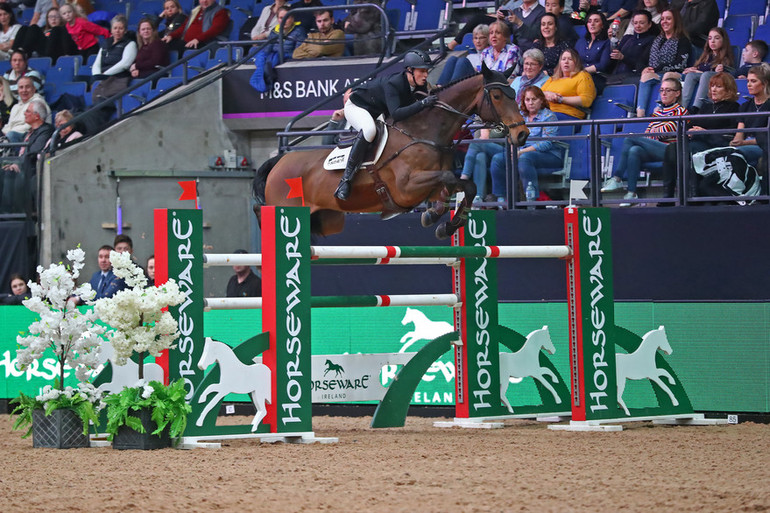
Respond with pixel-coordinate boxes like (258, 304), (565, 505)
(104, 380), (192, 443)
(11, 381), (102, 438)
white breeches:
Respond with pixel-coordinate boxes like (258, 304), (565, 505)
(344, 100), (377, 142)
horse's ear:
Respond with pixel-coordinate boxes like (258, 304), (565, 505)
(503, 66), (515, 79)
(481, 61), (493, 80)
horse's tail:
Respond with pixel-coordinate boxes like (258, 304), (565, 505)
(252, 154), (282, 205)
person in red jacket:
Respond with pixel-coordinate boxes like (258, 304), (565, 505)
(60, 3), (109, 59)
(183, 0), (230, 49)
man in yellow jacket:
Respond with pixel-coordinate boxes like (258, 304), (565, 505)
(293, 9), (345, 59)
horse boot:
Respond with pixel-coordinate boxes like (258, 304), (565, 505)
(334, 131), (370, 200)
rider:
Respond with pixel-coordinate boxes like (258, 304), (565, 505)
(334, 49), (439, 201)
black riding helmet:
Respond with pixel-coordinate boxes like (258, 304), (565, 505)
(403, 49), (432, 70)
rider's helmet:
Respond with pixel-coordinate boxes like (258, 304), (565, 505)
(403, 49), (432, 70)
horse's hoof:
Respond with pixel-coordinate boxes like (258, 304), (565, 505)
(422, 210), (438, 227)
(435, 222), (454, 240)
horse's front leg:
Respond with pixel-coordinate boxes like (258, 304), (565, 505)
(421, 188), (450, 228)
(435, 178), (476, 240)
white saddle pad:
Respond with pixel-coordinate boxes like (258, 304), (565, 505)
(323, 124), (389, 171)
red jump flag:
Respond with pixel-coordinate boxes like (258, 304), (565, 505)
(178, 180), (197, 201)
(285, 177), (305, 206)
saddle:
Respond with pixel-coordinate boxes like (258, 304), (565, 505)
(323, 120), (388, 171)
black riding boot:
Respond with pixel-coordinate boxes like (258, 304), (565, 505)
(334, 131), (370, 200)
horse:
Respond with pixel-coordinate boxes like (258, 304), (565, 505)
(399, 307), (454, 353)
(499, 326), (561, 413)
(97, 340), (164, 394)
(195, 338), (272, 432)
(253, 64), (529, 239)
(324, 359), (345, 377)
(616, 326), (679, 416)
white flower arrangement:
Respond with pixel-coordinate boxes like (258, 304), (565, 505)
(95, 251), (186, 376)
(16, 247), (106, 384)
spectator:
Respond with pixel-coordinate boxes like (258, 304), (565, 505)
(0, 98), (53, 212)
(532, 13), (572, 75)
(3, 50), (44, 100)
(322, 88), (352, 145)
(510, 48), (549, 102)
(541, 48), (597, 119)
(71, 0), (95, 17)
(85, 245), (125, 301)
(736, 41), (768, 79)
(504, 0), (546, 52)
(437, 24), (490, 86)
(602, 0), (636, 22)
(623, 0), (667, 35)
(492, 85), (561, 203)
(681, 27), (733, 109)
(669, 0), (718, 53)
(515, 0), (579, 48)
(113, 234), (135, 256)
(602, 77), (686, 204)
(576, 11), (611, 93)
(183, 0), (230, 49)
(609, 10), (658, 83)
(729, 64), (770, 189)
(60, 3), (109, 59)
(289, 0), (324, 33)
(661, 72), (739, 198)
(252, 0), (289, 41)
(292, 9), (345, 59)
(460, 127), (505, 204)
(92, 15), (137, 101)
(146, 254), (155, 287)
(0, 5), (21, 61)
(130, 18), (169, 79)
(48, 109), (83, 150)
(159, 0), (188, 58)
(343, 0), (382, 56)
(635, 8), (689, 117)
(481, 21), (520, 74)
(29, 0), (56, 28)
(250, 7), (306, 93)
(42, 8), (78, 62)
(0, 273), (30, 305)
(2, 76), (49, 142)
(226, 249), (261, 297)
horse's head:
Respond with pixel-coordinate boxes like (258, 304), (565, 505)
(651, 326), (673, 355)
(198, 337), (215, 370)
(401, 307), (415, 326)
(532, 325), (555, 355)
(478, 63), (530, 147)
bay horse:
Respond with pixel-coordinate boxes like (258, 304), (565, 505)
(253, 64), (529, 239)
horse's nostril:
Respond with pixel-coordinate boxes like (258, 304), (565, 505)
(517, 131), (528, 146)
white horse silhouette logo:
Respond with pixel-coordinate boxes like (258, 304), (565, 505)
(616, 326), (679, 416)
(196, 338), (271, 432)
(499, 326), (561, 413)
(97, 340), (164, 393)
(400, 307), (454, 353)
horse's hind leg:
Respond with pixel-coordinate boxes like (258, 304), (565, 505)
(435, 179), (476, 240)
(422, 188), (450, 228)
(196, 390), (226, 426)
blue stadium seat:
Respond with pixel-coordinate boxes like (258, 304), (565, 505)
(722, 15), (754, 48)
(455, 33), (474, 51)
(136, 0), (164, 16)
(726, 0), (766, 16)
(28, 57), (52, 76)
(46, 67), (76, 84)
(171, 50), (209, 77)
(147, 76), (183, 100)
(753, 24), (770, 46)
(228, 0), (255, 16)
(0, 60), (10, 75)
(590, 84), (637, 134)
(50, 81), (87, 104)
(54, 55), (83, 75)
(229, 8), (248, 41)
(209, 46), (244, 67)
(735, 78), (750, 103)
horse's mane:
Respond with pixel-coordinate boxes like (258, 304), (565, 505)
(431, 71), (483, 94)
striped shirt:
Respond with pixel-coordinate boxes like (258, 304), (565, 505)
(646, 102), (687, 142)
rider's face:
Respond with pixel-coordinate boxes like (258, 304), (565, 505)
(409, 68), (428, 87)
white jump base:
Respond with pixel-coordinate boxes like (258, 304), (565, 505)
(548, 413), (729, 432)
(177, 432), (339, 449)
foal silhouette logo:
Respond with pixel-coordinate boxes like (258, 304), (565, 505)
(616, 326), (680, 416)
(324, 359), (345, 378)
(195, 337), (271, 432)
(92, 340), (164, 394)
(499, 326), (562, 413)
(399, 307), (454, 353)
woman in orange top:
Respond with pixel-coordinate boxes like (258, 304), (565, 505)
(540, 48), (596, 120)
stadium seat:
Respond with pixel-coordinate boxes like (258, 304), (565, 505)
(50, 81), (87, 104)
(735, 78), (750, 102)
(726, 0), (766, 17)
(28, 57), (52, 76)
(228, 0), (255, 16)
(54, 55), (83, 76)
(753, 24), (770, 47)
(46, 66), (76, 84)
(590, 84), (637, 134)
(0, 60), (10, 75)
(722, 15), (754, 48)
(209, 46), (244, 67)
(147, 76), (183, 100)
(229, 8), (248, 41)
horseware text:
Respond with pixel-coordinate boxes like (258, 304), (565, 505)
(280, 213), (304, 425)
(583, 215), (608, 413)
(468, 218), (492, 411)
(173, 216), (197, 400)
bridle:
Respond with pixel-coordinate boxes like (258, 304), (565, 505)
(433, 81), (527, 135)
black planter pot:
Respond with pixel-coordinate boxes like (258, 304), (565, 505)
(112, 407), (171, 450)
(32, 409), (90, 449)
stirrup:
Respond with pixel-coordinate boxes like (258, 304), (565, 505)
(334, 179), (351, 200)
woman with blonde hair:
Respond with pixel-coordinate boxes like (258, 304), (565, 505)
(541, 48), (596, 120)
(130, 18), (169, 78)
